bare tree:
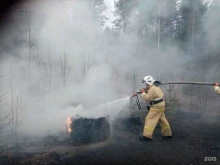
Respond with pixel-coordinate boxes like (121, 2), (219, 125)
(45, 47), (58, 94)
(8, 68), (16, 137)
(0, 90), (8, 131)
(157, 2), (161, 78)
(36, 45), (45, 81)
(7, 66), (23, 141)
(132, 70), (138, 93)
(24, 24), (36, 93)
(79, 51), (95, 81)
(191, 0), (195, 54)
(156, 0), (167, 79)
(0, 75), (10, 135)
(23, 8), (38, 94)
(14, 96), (23, 141)
(60, 52), (72, 87)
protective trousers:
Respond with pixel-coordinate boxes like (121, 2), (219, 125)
(143, 106), (172, 138)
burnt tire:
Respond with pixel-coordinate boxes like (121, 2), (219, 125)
(69, 117), (110, 145)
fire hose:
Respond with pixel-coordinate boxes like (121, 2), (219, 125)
(130, 81), (219, 110)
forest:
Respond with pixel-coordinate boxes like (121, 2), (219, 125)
(0, 0), (220, 164)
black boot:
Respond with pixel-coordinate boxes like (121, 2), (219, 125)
(162, 136), (173, 141)
(139, 136), (152, 141)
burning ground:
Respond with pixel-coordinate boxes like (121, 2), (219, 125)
(0, 115), (220, 165)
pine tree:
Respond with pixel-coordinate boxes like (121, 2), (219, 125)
(89, 0), (108, 31)
(113, 0), (138, 33)
(175, 0), (207, 53)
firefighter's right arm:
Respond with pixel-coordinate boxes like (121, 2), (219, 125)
(214, 86), (220, 95)
(214, 82), (220, 95)
(141, 88), (155, 102)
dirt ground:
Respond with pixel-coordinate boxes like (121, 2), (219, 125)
(0, 115), (220, 165)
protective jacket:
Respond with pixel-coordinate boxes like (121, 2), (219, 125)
(141, 85), (165, 107)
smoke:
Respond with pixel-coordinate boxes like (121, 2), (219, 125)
(0, 0), (130, 138)
(0, 0), (219, 139)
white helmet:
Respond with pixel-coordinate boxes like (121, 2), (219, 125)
(142, 76), (155, 85)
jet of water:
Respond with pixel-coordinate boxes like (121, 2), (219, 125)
(71, 96), (131, 120)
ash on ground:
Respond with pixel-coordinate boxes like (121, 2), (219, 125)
(0, 114), (220, 165)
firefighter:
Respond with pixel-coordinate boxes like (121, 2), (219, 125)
(214, 82), (220, 94)
(139, 76), (172, 141)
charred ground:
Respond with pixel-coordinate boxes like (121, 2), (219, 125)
(0, 115), (220, 165)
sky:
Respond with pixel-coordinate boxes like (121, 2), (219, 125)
(104, 0), (115, 27)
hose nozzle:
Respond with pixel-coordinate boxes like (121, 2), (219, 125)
(130, 93), (137, 98)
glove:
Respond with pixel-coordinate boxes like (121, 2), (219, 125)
(140, 88), (149, 93)
(214, 82), (219, 86)
(140, 88), (145, 93)
(144, 88), (149, 93)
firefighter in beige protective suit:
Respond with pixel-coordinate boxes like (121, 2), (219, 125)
(214, 82), (220, 94)
(139, 76), (172, 141)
